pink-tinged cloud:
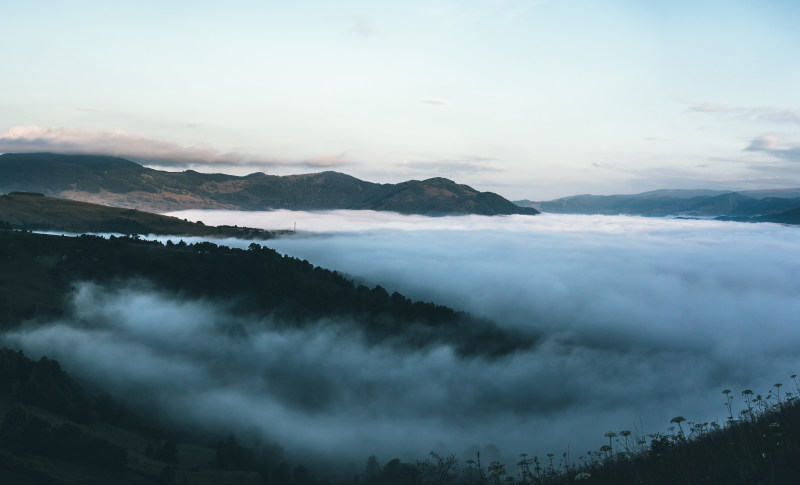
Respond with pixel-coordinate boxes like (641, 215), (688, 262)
(303, 153), (353, 168)
(745, 134), (800, 162)
(0, 126), (353, 170)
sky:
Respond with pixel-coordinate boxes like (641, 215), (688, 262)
(2, 0), (800, 199)
(10, 212), (800, 470)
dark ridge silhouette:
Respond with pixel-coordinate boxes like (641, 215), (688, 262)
(0, 152), (538, 216)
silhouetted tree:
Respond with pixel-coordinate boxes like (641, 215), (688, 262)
(365, 455), (382, 484)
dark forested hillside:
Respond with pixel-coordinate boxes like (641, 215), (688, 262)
(0, 226), (533, 484)
(0, 226), (539, 483)
(0, 347), (274, 484)
(0, 153), (538, 216)
(0, 229), (534, 358)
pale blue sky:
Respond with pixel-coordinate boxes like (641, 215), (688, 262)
(2, 0), (799, 199)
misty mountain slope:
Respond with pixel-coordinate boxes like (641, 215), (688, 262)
(0, 152), (538, 216)
(0, 229), (536, 358)
(758, 206), (800, 224)
(0, 348), (271, 485)
(716, 206), (800, 225)
(521, 189), (800, 218)
(0, 191), (286, 238)
(5, 346), (800, 485)
(5, 212), (800, 480)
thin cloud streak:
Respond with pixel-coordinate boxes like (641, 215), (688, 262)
(685, 101), (800, 125)
(417, 98), (450, 106)
(400, 157), (502, 175)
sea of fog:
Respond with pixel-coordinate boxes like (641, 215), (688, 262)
(8, 211), (800, 470)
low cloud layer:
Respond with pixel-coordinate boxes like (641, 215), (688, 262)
(0, 126), (352, 171)
(399, 157), (501, 175)
(7, 213), (800, 470)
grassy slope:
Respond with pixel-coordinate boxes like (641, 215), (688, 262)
(527, 396), (800, 484)
(0, 192), (287, 238)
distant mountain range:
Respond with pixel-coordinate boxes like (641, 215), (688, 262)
(516, 189), (800, 224)
(0, 153), (537, 216)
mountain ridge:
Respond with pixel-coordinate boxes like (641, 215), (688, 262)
(0, 152), (538, 216)
(517, 189), (800, 220)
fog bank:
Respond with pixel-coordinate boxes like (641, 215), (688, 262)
(9, 212), (800, 468)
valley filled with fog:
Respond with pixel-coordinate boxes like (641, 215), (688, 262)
(8, 211), (800, 470)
